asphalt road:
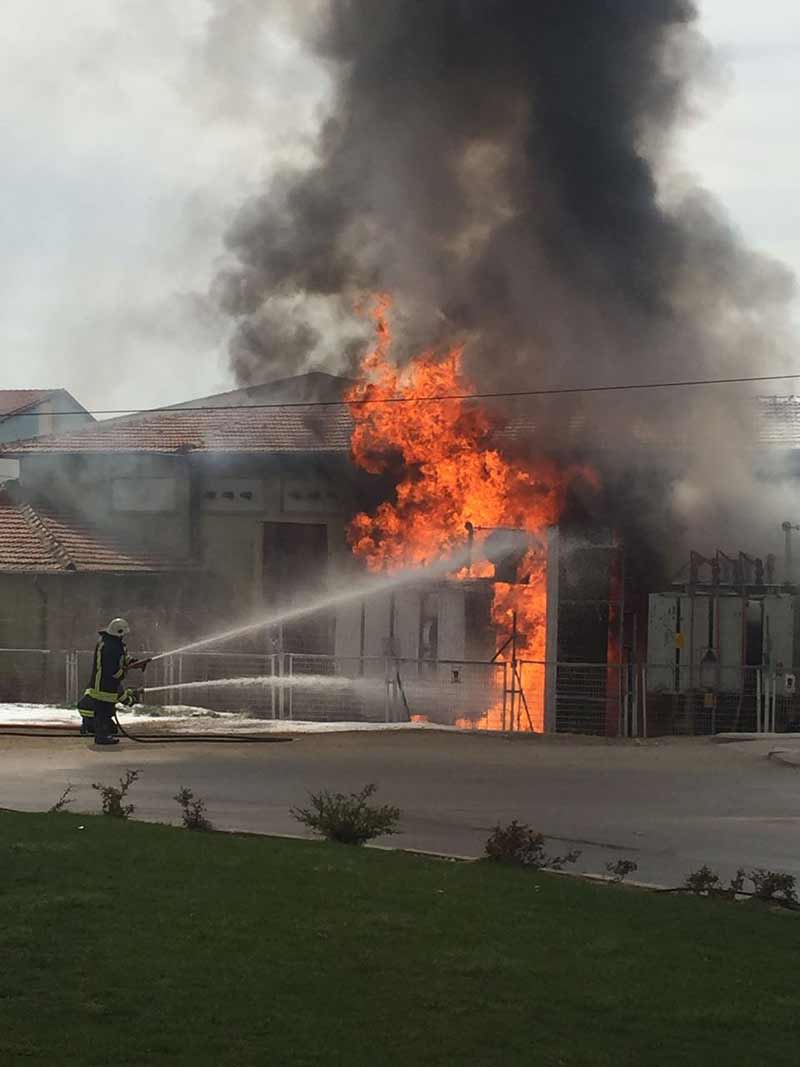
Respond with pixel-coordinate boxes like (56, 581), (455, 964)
(2, 730), (800, 886)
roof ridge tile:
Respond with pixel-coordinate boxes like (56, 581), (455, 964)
(18, 501), (76, 571)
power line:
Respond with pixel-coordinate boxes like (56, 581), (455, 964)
(7, 370), (800, 416)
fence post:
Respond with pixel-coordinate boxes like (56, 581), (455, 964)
(269, 653), (276, 720)
(277, 653), (283, 720)
(640, 664), (648, 739)
(763, 674), (772, 734)
(65, 651), (75, 705)
(764, 672), (771, 733)
(632, 663), (639, 738)
(276, 653), (284, 720)
(622, 661), (631, 738)
(287, 653), (294, 720)
(165, 657), (175, 702)
(384, 657), (392, 723)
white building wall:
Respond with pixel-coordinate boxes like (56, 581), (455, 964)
(438, 587), (466, 662)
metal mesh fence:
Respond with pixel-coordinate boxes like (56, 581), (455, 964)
(285, 654), (385, 722)
(0, 646), (621, 734)
(14, 645), (799, 737)
(641, 665), (800, 736)
(282, 655), (509, 726)
(138, 652), (279, 718)
(394, 658), (508, 728)
(0, 647), (613, 733)
(554, 663), (623, 736)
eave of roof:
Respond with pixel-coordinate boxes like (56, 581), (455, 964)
(0, 389), (59, 419)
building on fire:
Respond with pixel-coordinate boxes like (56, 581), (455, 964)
(1, 380), (799, 735)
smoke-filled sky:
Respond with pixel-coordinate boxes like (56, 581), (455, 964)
(0, 0), (798, 412)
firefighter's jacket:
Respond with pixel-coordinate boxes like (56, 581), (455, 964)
(82, 631), (135, 704)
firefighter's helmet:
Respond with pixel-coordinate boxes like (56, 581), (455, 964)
(105, 618), (130, 638)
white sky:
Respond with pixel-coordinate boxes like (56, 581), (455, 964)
(0, 0), (797, 412)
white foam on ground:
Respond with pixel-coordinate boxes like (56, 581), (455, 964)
(0, 703), (457, 733)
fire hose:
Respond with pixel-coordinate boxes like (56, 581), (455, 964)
(0, 718), (294, 743)
(0, 719), (294, 743)
(110, 711), (293, 744)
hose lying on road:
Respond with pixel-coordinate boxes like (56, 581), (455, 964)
(0, 716), (293, 744)
(113, 715), (293, 744)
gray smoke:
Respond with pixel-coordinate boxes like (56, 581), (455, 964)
(213, 0), (799, 561)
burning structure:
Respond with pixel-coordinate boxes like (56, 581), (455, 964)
(204, 1), (799, 731)
(0, 312), (626, 733)
(333, 298), (622, 733)
(1, 4), (799, 735)
(1, 361), (798, 735)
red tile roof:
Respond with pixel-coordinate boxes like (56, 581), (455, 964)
(3, 391), (798, 458)
(0, 389), (57, 418)
(0, 492), (192, 573)
(0, 405), (354, 456)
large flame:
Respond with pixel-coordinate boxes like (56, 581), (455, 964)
(346, 298), (585, 731)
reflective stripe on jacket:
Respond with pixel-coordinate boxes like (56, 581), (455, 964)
(82, 632), (131, 704)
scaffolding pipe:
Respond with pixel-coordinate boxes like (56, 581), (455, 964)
(509, 611), (518, 732)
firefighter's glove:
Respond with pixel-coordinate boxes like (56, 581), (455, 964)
(119, 687), (144, 708)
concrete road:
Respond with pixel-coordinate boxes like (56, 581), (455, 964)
(2, 729), (800, 886)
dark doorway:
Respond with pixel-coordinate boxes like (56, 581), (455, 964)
(262, 522), (332, 654)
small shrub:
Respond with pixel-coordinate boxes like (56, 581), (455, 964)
(484, 820), (581, 870)
(683, 864), (722, 895)
(605, 859), (638, 884)
(48, 784), (75, 813)
(291, 783), (400, 845)
(749, 868), (798, 904)
(92, 769), (140, 819)
(174, 787), (213, 832)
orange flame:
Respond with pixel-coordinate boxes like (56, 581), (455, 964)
(347, 298), (586, 732)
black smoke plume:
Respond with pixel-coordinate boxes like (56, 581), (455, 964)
(214, 0), (797, 558)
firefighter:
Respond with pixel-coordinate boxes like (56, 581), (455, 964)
(77, 618), (149, 746)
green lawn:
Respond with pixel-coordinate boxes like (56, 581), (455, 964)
(1, 811), (797, 1067)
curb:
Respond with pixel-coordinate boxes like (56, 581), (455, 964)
(221, 831), (668, 888)
(768, 749), (800, 769)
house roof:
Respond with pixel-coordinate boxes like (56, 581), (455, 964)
(500, 396), (800, 450)
(0, 491), (192, 573)
(3, 390), (800, 459)
(168, 371), (352, 410)
(0, 404), (354, 456)
(0, 389), (58, 419)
